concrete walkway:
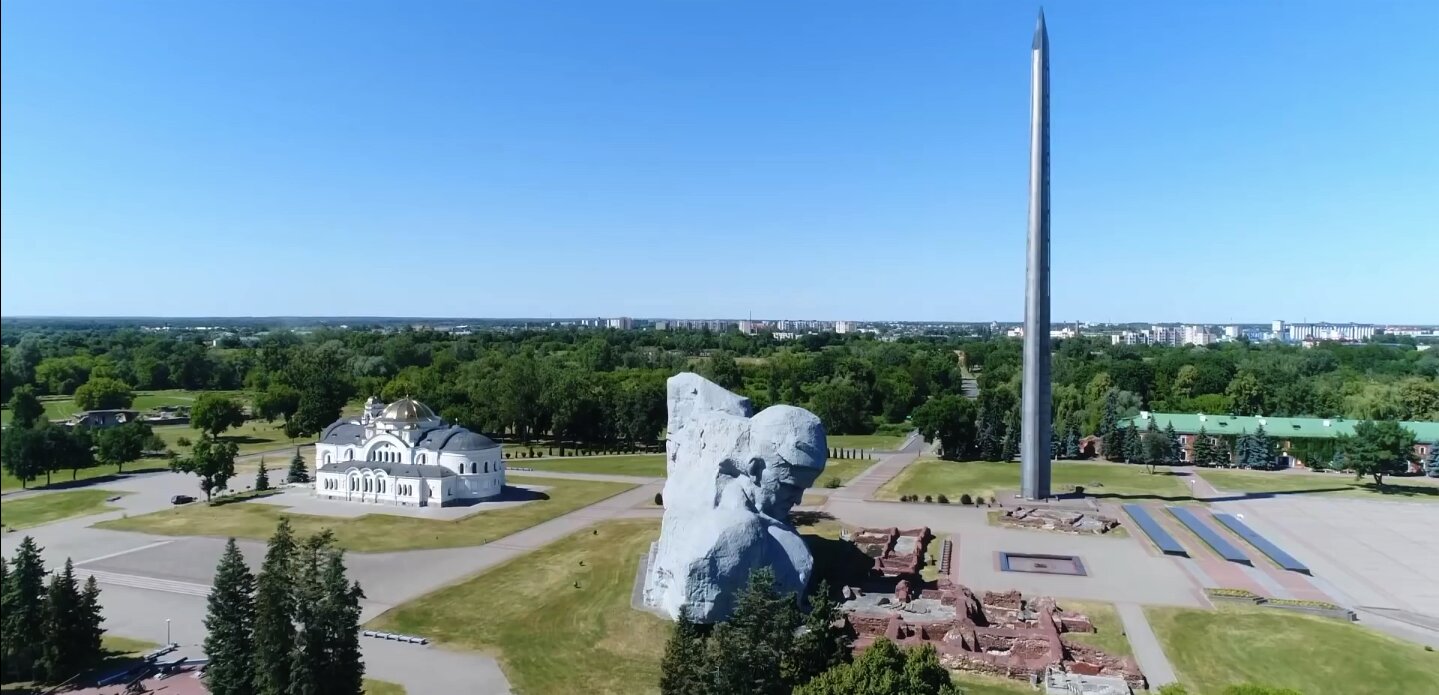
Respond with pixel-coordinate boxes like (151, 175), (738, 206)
(826, 433), (924, 502)
(1115, 602), (1178, 688)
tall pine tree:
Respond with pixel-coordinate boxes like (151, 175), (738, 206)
(255, 459), (271, 492)
(39, 559), (87, 683)
(1251, 424), (1273, 469)
(659, 605), (708, 695)
(1064, 425), (1082, 459)
(1123, 422), (1144, 463)
(4, 536), (48, 682)
(1100, 391), (1123, 461)
(205, 539), (256, 695)
(253, 520), (297, 695)
(0, 561), (10, 681)
(707, 567), (799, 695)
(78, 576), (104, 658)
(287, 530), (364, 695)
(1427, 441), (1439, 477)
(318, 549), (365, 695)
(1164, 422), (1182, 464)
(1192, 427), (1214, 467)
(999, 412), (1020, 462)
(785, 581), (853, 687)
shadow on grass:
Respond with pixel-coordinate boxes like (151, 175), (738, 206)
(0, 646), (156, 695)
(20, 465), (172, 492)
(446, 486), (552, 506)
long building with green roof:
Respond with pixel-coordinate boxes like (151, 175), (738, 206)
(1117, 411), (1438, 471)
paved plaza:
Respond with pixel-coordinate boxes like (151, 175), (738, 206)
(245, 482), (554, 519)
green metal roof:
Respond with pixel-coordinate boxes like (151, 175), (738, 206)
(1119, 412), (1439, 442)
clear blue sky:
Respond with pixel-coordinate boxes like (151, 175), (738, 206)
(3, 1), (1435, 323)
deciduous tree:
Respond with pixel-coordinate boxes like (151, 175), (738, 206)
(910, 395), (977, 461)
(191, 394), (247, 438)
(173, 436), (238, 501)
(8, 385), (45, 429)
(96, 420), (153, 473)
(72, 377), (134, 411)
(793, 638), (957, 695)
(1339, 420), (1417, 486)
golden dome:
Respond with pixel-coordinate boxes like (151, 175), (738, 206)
(379, 397), (436, 424)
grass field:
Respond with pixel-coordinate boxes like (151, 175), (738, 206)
(518, 454), (666, 477)
(829, 433), (910, 451)
(816, 457), (873, 487)
(362, 679), (405, 695)
(1, 489), (128, 530)
(950, 674), (1035, 694)
(1057, 601), (1131, 657)
(368, 519), (669, 695)
(1, 460), (171, 492)
(1198, 468), (1439, 503)
(1147, 605), (1439, 694)
(94, 475), (634, 552)
(878, 460), (1194, 502)
(0, 389), (229, 426)
(153, 417), (307, 457)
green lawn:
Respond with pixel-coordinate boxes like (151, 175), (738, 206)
(879, 460), (1194, 502)
(363, 679), (405, 695)
(0, 389), (232, 426)
(368, 519), (669, 695)
(93, 475), (633, 552)
(1, 489), (128, 530)
(1057, 601), (1131, 657)
(519, 454), (666, 477)
(816, 458), (873, 487)
(951, 674), (1035, 694)
(1147, 605), (1439, 694)
(1, 460), (171, 492)
(519, 454), (873, 489)
(1198, 468), (1439, 503)
(829, 433), (909, 451)
(154, 418), (308, 457)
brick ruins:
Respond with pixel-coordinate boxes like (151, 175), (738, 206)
(997, 507), (1121, 535)
(836, 526), (1145, 691)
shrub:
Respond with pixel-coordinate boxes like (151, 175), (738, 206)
(653, 493), (663, 506)
(936, 494), (949, 504)
(959, 493), (973, 505)
(824, 477), (843, 489)
(923, 495), (933, 503)
(176, 436), (192, 447)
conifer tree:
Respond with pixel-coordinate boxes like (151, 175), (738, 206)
(287, 530), (364, 695)
(287, 448), (310, 484)
(1123, 422), (1143, 463)
(1251, 424), (1273, 469)
(999, 413), (1019, 462)
(39, 558), (86, 683)
(1104, 424), (1125, 462)
(78, 576), (104, 657)
(1192, 427), (1214, 467)
(1217, 436), (1234, 467)
(1427, 441), (1439, 477)
(253, 520), (297, 695)
(205, 539), (256, 695)
(785, 580), (852, 687)
(0, 561), (11, 681)
(1164, 422), (1182, 463)
(659, 605), (708, 695)
(1064, 425), (1082, 459)
(707, 567), (799, 695)
(4, 536), (48, 682)
(255, 459), (271, 492)
(318, 549), (365, 695)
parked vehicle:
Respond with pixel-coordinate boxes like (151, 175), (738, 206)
(170, 495), (196, 505)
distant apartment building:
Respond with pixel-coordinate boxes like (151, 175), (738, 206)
(1111, 325), (1210, 347)
(1224, 325), (1240, 339)
(738, 320), (754, 334)
(607, 317), (634, 330)
(775, 320), (791, 331)
(1285, 323), (1376, 342)
(653, 320), (670, 331)
(835, 320), (854, 334)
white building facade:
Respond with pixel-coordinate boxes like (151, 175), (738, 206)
(313, 397), (505, 507)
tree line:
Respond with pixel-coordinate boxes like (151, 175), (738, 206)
(659, 568), (955, 695)
(202, 519), (365, 695)
(5, 327), (1436, 452)
(1, 537), (106, 685)
(2, 386), (164, 488)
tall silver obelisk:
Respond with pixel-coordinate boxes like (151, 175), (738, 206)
(1020, 10), (1052, 501)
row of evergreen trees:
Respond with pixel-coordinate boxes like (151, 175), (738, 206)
(202, 520), (364, 695)
(0, 537), (106, 684)
(659, 568), (954, 695)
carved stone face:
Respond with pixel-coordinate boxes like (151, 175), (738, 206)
(648, 373), (829, 622)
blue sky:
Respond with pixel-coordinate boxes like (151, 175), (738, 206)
(3, 1), (1435, 323)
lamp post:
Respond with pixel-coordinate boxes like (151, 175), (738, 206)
(166, 618), (171, 645)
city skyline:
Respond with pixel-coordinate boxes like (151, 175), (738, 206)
(3, 2), (1436, 322)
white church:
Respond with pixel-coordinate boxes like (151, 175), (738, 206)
(313, 397), (506, 507)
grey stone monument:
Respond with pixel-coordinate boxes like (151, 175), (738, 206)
(1021, 11), (1052, 501)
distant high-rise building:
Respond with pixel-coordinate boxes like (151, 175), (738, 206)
(738, 320), (754, 334)
(607, 317), (633, 330)
(1224, 325), (1240, 339)
(653, 320), (670, 331)
(834, 320), (854, 334)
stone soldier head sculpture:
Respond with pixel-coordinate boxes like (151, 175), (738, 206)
(643, 372), (827, 622)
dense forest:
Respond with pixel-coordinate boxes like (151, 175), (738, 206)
(2, 326), (1436, 450)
